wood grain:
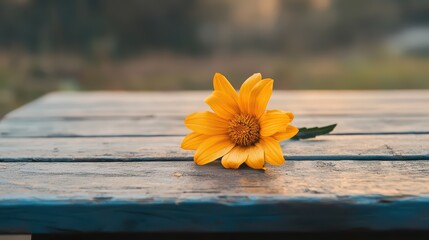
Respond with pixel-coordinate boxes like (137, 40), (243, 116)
(0, 135), (427, 162)
(2, 196), (428, 233)
(0, 161), (429, 233)
(1, 91), (429, 234)
(1, 116), (429, 137)
(2, 161), (429, 198)
(5, 91), (429, 119)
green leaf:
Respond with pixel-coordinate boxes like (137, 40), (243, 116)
(292, 124), (337, 140)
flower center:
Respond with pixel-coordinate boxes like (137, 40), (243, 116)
(227, 113), (260, 147)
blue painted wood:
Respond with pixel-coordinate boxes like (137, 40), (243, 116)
(1, 196), (429, 233)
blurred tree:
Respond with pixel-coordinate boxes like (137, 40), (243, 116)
(1, 0), (429, 56)
(0, 0), (203, 56)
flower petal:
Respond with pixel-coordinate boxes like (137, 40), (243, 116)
(184, 111), (228, 135)
(249, 78), (273, 118)
(285, 112), (294, 122)
(260, 137), (285, 166)
(194, 135), (235, 165)
(221, 146), (248, 169)
(272, 125), (299, 142)
(238, 73), (262, 114)
(245, 144), (265, 169)
(181, 132), (210, 150)
(213, 73), (238, 101)
(205, 90), (240, 120)
(259, 110), (293, 137)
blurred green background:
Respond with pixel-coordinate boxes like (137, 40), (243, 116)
(1, 0), (429, 116)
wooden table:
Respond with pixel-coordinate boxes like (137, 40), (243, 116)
(0, 91), (428, 235)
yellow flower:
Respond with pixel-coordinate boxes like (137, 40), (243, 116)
(181, 73), (298, 170)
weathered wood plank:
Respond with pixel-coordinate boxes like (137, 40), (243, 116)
(0, 135), (427, 162)
(0, 161), (429, 233)
(1, 116), (428, 137)
(2, 161), (428, 198)
(5, 91), (429, 119)
(0, 91), (428, 234)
